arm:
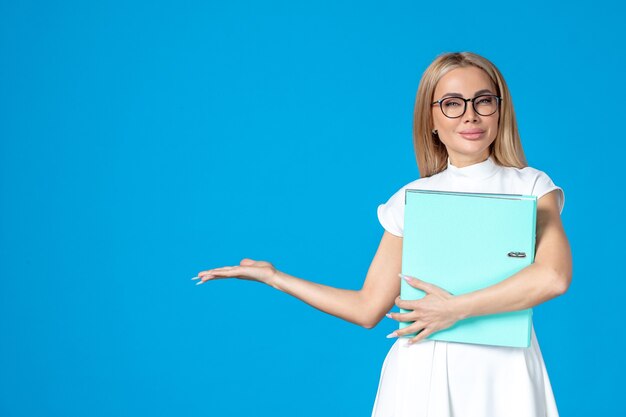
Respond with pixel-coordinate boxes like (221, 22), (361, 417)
(390, 189), (573, 342)
(196, 231), (403, 329)
(451, 189), (572, 318)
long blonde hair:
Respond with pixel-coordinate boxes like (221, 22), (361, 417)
(413, 52), (527, 177)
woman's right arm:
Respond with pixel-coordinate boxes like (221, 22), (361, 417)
(196, 231), (403, 329)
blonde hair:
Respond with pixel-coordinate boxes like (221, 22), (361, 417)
(413, 52), (527, 177)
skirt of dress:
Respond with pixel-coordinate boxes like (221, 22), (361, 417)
(370, 325), (559, 417)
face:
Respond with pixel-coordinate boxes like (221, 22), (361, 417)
(431, 66), (499, 167)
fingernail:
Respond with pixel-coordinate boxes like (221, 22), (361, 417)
(385, 313), (393, 319)
(195, 280), (205, 286)
(403, 276), (411, 282)
(191, 276), (200, 280)
(386, 331), (398, 339)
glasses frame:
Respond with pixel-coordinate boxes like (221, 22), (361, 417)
(431, 94), (502, 119)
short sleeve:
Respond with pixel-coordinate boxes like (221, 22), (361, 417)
(531, 171), (565, 214)
(377, 187), (405, 237)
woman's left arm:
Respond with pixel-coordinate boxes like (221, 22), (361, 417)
(389, 189), (573, 343)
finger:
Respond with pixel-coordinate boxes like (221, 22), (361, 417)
(400, 274), (441, 294)
(386, 321), (426, 339)
(394, 296), (421, 311)
(407, 328), (434, 345)
(195, 272), (231, 285)
(241, 258), (273, 268)
(210, 266), (237, 272)
(397, 321), (426, 338)
(197, 267), (244, 283)
(198, 266), (236, 277)
(195, 274), (238, 285)
(209, 265), (264, 279)
(192, 272), (221, 280)
(386, 311), (419, 322)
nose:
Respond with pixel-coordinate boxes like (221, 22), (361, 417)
(463, 102), (479, 123)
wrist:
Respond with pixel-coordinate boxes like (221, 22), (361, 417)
(267, 269), (283, 290)
(450, 295), (472, 321)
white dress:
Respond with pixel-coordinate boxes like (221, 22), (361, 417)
(372, 156), (563, 417)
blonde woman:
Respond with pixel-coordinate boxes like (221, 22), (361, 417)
(195, 52), (572, 417)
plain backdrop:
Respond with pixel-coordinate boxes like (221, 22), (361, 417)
(1, 1), (624, 416)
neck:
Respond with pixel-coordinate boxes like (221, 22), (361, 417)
(448, 152), (491, 168)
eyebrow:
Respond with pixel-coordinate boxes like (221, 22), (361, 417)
(440, 89), (496, 98)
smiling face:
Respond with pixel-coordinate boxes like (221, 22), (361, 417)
(431, 66), (500, 167)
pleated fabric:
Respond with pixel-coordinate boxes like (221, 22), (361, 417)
(370, 326), (559, 417)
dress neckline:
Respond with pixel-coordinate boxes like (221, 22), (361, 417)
(445, 155), (500, 180)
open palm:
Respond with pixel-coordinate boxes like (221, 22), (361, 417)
(194, 258), (278, 286)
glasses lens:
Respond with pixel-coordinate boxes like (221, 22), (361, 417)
(440, 97), (465, 118)
(473, 95), (498, 116)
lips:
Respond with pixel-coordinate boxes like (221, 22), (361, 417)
(458, 129), (485, 140)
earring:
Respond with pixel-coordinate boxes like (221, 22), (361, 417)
(432, 129), (438, 135)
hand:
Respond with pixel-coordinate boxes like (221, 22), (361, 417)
(193, 258), (278, 286)
(386, 275), (463, 345)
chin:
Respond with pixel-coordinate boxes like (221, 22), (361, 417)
(458, 144), (487, 153)
(451, 143), (490, 156)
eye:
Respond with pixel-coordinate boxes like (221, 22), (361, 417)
(476, 96), (494, 105)
(443, 98), (463, 107)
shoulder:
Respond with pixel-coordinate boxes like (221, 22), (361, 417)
(499, 165), (559, 192)
(376, 173), (447, 237)
(499, 165), (565, 213)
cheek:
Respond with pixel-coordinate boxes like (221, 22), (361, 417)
(489, 115), (500, 137)
(434, 116), (458, 135)
(432, 111), (451, 130)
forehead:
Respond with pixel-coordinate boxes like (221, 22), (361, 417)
(434, 66), (496, 96)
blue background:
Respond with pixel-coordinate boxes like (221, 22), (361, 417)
(1, 1), (623, 416)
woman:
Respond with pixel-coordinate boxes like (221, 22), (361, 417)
(194, 52), (572, 417)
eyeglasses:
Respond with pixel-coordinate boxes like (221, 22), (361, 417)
(431, 94), (502, 119)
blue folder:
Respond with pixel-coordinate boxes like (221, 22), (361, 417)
(400, 189), (537, 348)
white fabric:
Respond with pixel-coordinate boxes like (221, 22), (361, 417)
(372, 156), (562, 417)
(377, 156), (564, 238)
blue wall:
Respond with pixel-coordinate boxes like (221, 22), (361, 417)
(1, 1), (623, 416)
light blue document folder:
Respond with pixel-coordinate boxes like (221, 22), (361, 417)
(400, 189), (537, 348)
